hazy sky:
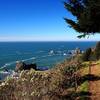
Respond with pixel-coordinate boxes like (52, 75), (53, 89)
(0, 0), (100, 41)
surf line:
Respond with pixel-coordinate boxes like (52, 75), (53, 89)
(0, 53), (60, 70)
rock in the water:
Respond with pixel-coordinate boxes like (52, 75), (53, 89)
(0, 71), (11, 80)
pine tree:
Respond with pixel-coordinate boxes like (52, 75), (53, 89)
(64, 0), (100, 38)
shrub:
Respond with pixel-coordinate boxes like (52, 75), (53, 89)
(82, 48), (92, 61)
(94, 41), (100, 60)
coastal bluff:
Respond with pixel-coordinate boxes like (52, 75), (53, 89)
(0, 58), (81, 100)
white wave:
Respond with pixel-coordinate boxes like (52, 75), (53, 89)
(0, 52), (64, 70)
(0, 57), (36, 70)
(39, 55), (52, 58)
(37, 50), (45, 53)
(0, 66), (6, 69)
(38, 54), (58, 59)
(40, 55), (48, 58)
(30, 57), (36, 59)
(21, 57), (36, 62)
(0, 61), (15, 69)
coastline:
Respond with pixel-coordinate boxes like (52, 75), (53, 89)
(0, 41), (100, 99)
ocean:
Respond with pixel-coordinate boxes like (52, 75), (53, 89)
(0, 41), (97, 70)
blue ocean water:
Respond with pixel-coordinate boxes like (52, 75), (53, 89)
(0, 41), (96, 70)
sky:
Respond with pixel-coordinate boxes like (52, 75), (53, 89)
(0, 0), (100, 41)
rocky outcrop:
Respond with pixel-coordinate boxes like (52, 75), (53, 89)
(15, 61), (37, 72)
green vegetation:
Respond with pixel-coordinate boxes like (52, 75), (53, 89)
(64, 0), (100, 38)
(81, 41), (100, 61)
(95, 41), (100, 60)
(79, 81), (89, 92)
(78, 62), (89, 89)
(82, 48), (92, 61)
(76, 61), (90, 100)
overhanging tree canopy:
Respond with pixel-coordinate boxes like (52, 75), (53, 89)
(64, 0), (100, 38)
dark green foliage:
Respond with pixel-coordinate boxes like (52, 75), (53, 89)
(81, 41), (100, 61)
(64, 0), (100, 37)
(94, 41), (100, 60)
(82, 48), (92, 61)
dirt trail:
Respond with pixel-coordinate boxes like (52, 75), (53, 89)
(89, 62), (100, 100)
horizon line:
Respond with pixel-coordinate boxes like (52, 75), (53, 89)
(0, 40), (98, 42)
